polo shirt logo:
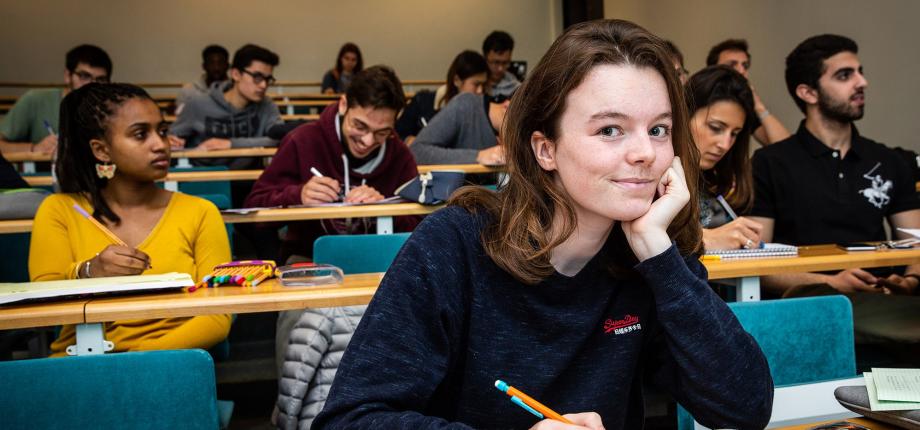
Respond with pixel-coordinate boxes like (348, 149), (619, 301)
(604, 315), (642, 335)
(859, 162), (892, 209)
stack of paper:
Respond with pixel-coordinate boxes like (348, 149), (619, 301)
(0, 273), (194, 305)
(864, 368), (920, 411)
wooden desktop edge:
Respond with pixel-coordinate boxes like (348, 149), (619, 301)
(706, 245), (920, 279)
(221, 202), (442, 224)
(82, 273), (383, 322)
(0, 299), (89, 330)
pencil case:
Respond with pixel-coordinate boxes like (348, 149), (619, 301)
(277, 263), (344, 287)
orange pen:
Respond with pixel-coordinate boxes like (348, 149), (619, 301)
(494, 380), (573, 424)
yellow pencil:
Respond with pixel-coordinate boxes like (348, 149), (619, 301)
(700, 255), (721, 261)
(72, 204), (127, 246)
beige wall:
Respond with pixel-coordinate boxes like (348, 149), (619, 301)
(0, 0), (561, 92)
(604, 0), (920, 152)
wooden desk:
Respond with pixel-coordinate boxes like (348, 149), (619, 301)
(163, 113), (318, 123)
(0, 202), (440, 234)
(83, 274), (382, 323)
(417, 164), (503, 174)
(21, 164), (499, 187)
(222, 203), (441, 234)
(0, 219), (33, 234)
(0, 273), (381, 355)
(774, 416), (897, 429)
(703, 245), (920, 301)
(24, 169), (263, 188)
(0, 299), (89, 330)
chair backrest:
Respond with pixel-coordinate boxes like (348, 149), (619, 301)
(677, 295), (856, 429)
(0, 349), (219, 429)
(313, 233), (411, 274)
(0, 232), (30, 282)
(171, 166), (233, 207)
(729, 295), (856, 384)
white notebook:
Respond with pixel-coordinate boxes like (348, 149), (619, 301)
(704, 243), (799, 260)
(0, 273), (194, 305)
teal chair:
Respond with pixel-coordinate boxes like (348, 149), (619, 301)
(172, 166), (232, 204)
(0, 232), (30, 282)
(677, 295), (857, 429)
(0, 349), (221, 429)
(313, 233), (411, 274)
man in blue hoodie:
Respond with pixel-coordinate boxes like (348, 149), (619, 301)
(169, 44), (283, 169)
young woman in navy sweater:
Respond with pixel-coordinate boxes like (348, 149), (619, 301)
(314, 20), (773, 430)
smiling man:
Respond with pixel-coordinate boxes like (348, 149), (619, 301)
(0, 44), (111, 156)
(168, 44), (282, 168)
(245, 65), (419, 260)
(749, 35), (920, 350)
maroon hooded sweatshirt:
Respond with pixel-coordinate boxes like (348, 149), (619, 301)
(245, 103), (420, 259)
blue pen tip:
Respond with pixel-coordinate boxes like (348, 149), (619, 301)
(495, 380), (508, 392)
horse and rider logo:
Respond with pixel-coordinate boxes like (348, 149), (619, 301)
(859, 162), (892, 209)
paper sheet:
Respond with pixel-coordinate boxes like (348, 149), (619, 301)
(865, 373), (920, 411)
(871, 368), (920, 403)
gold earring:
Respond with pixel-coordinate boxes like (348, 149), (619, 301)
(95, 162), (116, 179)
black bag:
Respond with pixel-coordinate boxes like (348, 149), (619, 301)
(395, 171), (465, 205)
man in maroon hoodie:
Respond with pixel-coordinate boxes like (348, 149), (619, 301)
(245, 66), (419, 261)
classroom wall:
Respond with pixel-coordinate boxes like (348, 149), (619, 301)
(0, 0), (562, 91)
(604, 0), (920, 153)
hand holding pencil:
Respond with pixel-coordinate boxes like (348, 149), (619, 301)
(495, 380), (605, 430)
(73, 204), (151, 278)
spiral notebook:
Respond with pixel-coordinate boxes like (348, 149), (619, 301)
(704, 243), (799, 260)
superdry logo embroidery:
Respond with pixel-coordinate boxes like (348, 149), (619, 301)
(604, 315), (642, 335)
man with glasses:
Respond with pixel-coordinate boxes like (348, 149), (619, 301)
(169, 43), (282, 165)
(482, 30), (520, 97)
(245, 66), (420, 260)
(0, 44), (111, 156)
(245, 66), (420, 384)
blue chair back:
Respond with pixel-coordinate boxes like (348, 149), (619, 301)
(0, 233), (31, 282)
(677, 295), (856, 429)
(171, 166), (232, 204)
(0, 349), (219, 429)
(313, 233), (411, 274)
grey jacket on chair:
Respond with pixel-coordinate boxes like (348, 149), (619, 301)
(276, 305), (366, 430)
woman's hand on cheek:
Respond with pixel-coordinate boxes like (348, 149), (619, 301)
(621, 156), (690, 261)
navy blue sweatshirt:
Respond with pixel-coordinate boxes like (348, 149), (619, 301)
(313, 206), (772, 429)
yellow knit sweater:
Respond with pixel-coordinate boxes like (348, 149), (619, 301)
(29, 192), (232, 355)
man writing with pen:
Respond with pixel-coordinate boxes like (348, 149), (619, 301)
(243, 65), (420, 263)
(244, 66), (420, 395)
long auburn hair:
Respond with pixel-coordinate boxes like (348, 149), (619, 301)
(686, 65), (756, 212)
(451, 19), (703, 285)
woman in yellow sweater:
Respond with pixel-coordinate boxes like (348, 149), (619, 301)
(29, 83), (232, 355)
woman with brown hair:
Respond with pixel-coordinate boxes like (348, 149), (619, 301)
(313, 20), (771, 430)
(321, 43), (363, 94)
(686, 65), (764, 250)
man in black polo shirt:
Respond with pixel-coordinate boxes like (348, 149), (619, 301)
(749, 35), (920, 346)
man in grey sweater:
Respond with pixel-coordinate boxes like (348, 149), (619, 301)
(169, 44), (283, 169)
(410, 92), (507, 165)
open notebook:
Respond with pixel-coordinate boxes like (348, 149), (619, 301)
(704, 243), (799, 260)
(0, 273), (194, 306)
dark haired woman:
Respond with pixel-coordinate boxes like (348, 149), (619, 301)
(29, 83), (231, 355)
(321, 43), (363, 94)
(314, 20), (771, 430)
(396, 50), (488, 146)
(687, 65), (763, 250)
